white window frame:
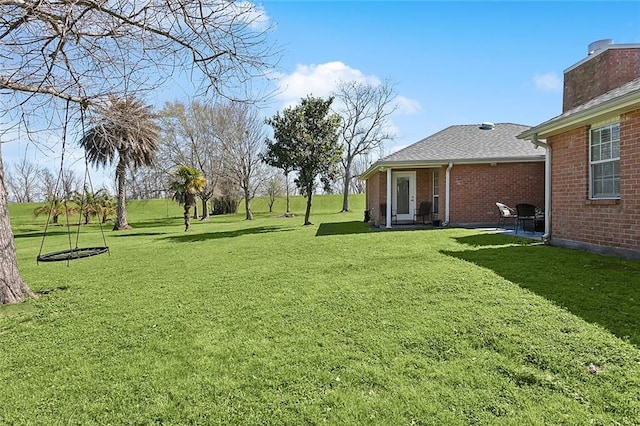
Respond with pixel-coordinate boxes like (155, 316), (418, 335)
(589, 122), (620, 199)
(432, 169), (439, 216)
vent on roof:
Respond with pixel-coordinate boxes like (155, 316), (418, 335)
(479, 122), (495, 130)
(588, 39), (613, 55)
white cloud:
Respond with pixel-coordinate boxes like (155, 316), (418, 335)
(235, 2), (271, 31)
(395, 96), (421, 114)
(533, 72), (562, 92)
(275, 61), (381, 107)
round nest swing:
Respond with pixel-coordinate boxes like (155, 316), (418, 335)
(36, 100), (110, 265)
(37, 246), (110, 263)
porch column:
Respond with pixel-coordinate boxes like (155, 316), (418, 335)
(386, 168), (392, 229)
(444, 162), (453, 225)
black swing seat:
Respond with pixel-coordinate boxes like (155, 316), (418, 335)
(37, 246), (109, 263)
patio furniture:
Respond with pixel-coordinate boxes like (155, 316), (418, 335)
(414, 201), (433, 224)
(515, 203), (537, 233)
(534, 207), (545, 232)
(496, 202), (518, 230)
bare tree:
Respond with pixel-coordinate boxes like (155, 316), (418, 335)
(351, 153), (371, 194)
(127, 165), (167, 200)
(159, 101), (224, 220)
(0, 1), (278, 303)
(264, 171), (285, 213)
(5, 156), (40, 202)
(215, 102), (267, 220)
(39, 168), (57, 202)
(60, 167), (82, 199)
(332, 79), (397, 212)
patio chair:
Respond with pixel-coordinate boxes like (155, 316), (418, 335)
(414, 201), (433, 224)
(496, 202), (518, 230)
(515, 203), (537, 233)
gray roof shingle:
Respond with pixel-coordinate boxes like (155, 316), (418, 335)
(382, 123), (543, 163)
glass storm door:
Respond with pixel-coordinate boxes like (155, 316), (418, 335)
(392, 171), (415, 222)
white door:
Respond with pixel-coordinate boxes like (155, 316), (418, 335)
(392, 171), (416, 223)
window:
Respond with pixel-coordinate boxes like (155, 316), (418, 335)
(432, 169), (439, 215)
(590, 123), (620, 199)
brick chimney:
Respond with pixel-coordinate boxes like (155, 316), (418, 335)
(563, 40), (640, 112)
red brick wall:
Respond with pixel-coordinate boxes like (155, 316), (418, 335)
(548, 109), (640, 255)
(364, 162), (545, 225)
(563, 47), (640, 112)
(448, 162), (545, 225)
(365, 171), (385, 225)
(415, 168), (434, 213)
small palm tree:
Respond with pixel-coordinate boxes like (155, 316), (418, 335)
(96, 190), (116, 224)
(79, 96), (159, 231)
(33, 197), (78, 224)
(70, 188), (99, 225)
(169, 165), (208, 231)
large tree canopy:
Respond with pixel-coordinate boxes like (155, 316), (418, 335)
(264, 95), (342, 226)
(0, 0), (278, 304)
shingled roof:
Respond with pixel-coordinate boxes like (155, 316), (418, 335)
(361, 123), (543, 179)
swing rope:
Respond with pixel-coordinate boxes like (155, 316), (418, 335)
(36, 100), (110, 264)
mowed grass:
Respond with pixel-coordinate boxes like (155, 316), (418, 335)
(2, 194), (640, 424)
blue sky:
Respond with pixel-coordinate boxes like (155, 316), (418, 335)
(254, 0), (640, 154)
(3, 1), (640, 189)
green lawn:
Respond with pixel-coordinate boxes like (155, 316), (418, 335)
(2, 195), (640, 424)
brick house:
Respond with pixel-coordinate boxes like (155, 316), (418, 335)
(360, 123), (545, 228)
(518, 40), (640, 259)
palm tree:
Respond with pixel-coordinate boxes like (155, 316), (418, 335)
(169, 165), (208, 231)
(69, 187), (114, 225)
(79, 96), (159, 231)
(96, 190), (116, 224)
(33, 197), (78, 225)
(70, 188), (98, 225)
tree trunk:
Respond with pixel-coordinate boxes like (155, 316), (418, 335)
(304, 187), (313, 225)
(200, 198), (209, 221)
(0, 154), (35, 304)
(113, 158), (131, 230)
(183, 204), (191, 231)
(285, 172), (290, 213)
(244, 189), (253, 220)
(193, 203), (198, 220)
(341, 160), (352, 212)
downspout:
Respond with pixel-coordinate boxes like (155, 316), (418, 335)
(386, 168), (392, 229)
(443, 162), (453, 226)
(531, 134), (551, 241)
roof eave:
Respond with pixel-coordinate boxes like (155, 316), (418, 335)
(519, 90), (640, 140)
(359, 156), (545, 180)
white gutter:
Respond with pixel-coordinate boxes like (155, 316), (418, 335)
(531, 134), (551, 241)
(443, 162), (453, 226)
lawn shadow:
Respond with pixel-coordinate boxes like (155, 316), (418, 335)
(111, 232), (168, 238)
(13, 229), (72, 239)
(443, 234), (640, 346)
(315, 221), (371, 237)
(162, 225), (292, 243)
(128, 218), (183, 229)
